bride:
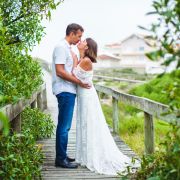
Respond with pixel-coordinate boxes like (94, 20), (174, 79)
(72, 38), (138, 175)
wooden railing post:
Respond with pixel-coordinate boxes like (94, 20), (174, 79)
(112, 97), (119, 134)
(144, 112), (154, 154)
(11, 114), (21, 133)
(42, 88), (47, 110)
(37, 92), (43, 111)
(97, 91), (101, 98)
(31, 99), (37, 109)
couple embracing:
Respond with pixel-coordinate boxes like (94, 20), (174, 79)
(52, 23), (137, 175)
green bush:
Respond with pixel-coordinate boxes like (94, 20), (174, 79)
(0, 51), (43, 107)
(0, 132), (43, 179)
(0, 95), (9, 135)
(102, 104), (113, 127)
(0, 108), (54, 179)
(124, 123), (180, 180)
(0, 0), (61, 107)
(129, 70), (180, 106)
(104, 81), (129, 91)
(123, 117), (143, 134)
(119, 68), (137, 74)
(22, 107), (55, 140)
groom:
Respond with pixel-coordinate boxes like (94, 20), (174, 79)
(52, 23), (90, 168)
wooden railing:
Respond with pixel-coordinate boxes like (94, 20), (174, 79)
(93, 75), (145, 84)
(0, 84), (47, 133)
(95, 84), (178, 154)
(38, 60), (145, 84)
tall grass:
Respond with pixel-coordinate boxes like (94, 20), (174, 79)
(102, 103), (170, 155)
(129, 70), (180, 105)
(94, 68), (154, 81)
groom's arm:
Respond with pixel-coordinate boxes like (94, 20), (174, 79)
(56, 64), (80, 84)
(56, 64), (90, 88)
(53, 45), (90, 88)
(71, 50), (79, 70)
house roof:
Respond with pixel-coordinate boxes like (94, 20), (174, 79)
(97, 54), (120, 61)
(105, 43), (121, 48)
(120, 34), (156, 47)
(104, 33), (156, 49)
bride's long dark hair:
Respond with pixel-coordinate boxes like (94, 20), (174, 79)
(84, 38), (98, 63)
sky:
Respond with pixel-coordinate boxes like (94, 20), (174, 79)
(31, 0), (156, 62)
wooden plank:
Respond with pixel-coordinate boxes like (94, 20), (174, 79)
(11, 114), (21, 133)
(31, 99), (37, 108)
(42, 87), (48, 110)
(112, 97), (119, 133)
(39, 122), (137, 179)
(37, 92), (43, 111)
(144, 112), (154, 154)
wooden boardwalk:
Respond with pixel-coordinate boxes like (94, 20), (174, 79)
(38, 70), (137, 180)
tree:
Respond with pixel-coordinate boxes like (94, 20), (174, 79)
(122, 1), (180, 179)
(140, 0), (180, 69)
(0, 0), (62, 106)
(0, 0), (62, 132)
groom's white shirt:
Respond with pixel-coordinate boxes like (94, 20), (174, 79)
(52, 39), (77, 95)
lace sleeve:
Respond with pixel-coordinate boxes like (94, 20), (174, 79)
(73, 66), (93, 85)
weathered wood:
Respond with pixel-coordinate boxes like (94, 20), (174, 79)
(37, 92), (43, 110)
(36, 68), (139, 179)
(0, 84), (46, 121)
(42, 88), (48, 110)
(11, 114), (21, 133)
(112, 97), (119, 133)
(39, 122), (138, 179)
(97, 91), (101, 98)
(94, 84), (175, 123)
(94, 84), (179, 154)
(0, 84), (47, 133)
(144, 112), (154, 154)
(31, 99), (37, 108)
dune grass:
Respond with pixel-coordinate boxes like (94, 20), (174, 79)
(102, 103), (170, 156)
(129, 70), (180, 105)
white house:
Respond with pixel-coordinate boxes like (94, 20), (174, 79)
(101, 34), (165, 74)
(94, 53), (121, 69)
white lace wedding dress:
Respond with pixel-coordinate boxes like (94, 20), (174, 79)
(73, 65), (138, 175)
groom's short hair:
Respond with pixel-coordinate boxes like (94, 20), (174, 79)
(66, 23), (84, 36)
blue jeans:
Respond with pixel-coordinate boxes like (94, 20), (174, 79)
(56, 92), (76, 161)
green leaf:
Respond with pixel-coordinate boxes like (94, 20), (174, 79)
(0, 111), (9, 136)
(147, 176), (160, 180)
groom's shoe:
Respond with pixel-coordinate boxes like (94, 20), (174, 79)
(67, 156), (75, 162)
(55, 158), (78, 168)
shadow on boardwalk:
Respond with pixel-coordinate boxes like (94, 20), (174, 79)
(38, 70), (137, 180)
